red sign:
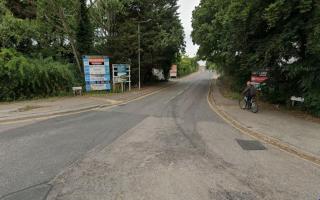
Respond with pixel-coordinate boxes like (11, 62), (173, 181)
(170, 65), (177, 78)
(89, 58), (104, 65)
(251, 76), (268, 83)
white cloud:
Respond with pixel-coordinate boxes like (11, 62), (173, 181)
(178, 0), (200, 57)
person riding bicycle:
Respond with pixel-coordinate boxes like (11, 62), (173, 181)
(242, 81), (257, 109)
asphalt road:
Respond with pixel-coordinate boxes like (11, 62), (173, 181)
(1, 71), (320, 200)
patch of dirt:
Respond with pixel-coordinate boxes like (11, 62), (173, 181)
(15, 105), (44, 112)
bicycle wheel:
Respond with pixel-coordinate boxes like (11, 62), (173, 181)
(251, 102), (259, 113)
(239, 98), (247, 110)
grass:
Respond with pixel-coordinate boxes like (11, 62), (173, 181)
(217, 77), (242, 100)
(16, 105), (43, 112)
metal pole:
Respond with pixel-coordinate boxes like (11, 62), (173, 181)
(138, 23), (141, 90)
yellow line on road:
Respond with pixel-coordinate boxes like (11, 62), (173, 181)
(207, 80), (320, 168)
(0, 83), (178, 125)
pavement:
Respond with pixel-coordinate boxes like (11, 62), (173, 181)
(0, 82), (174, 124)
(210, 76), (320, 164)
(1, 71), (320, 200)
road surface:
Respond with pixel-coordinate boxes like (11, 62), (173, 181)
(0, 72), (319, 200)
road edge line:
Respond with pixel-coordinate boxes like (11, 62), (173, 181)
(207, 79), (320, 168)
(0, 82), (178, 125)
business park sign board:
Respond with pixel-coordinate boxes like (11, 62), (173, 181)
(83, 56), (111, 92)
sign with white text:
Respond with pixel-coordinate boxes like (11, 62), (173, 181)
(112, 64), (131, 91)
(83, 56), (111, 92)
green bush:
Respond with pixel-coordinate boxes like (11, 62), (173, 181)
(304, 91), (320, 117)
(0, 48), (77, 101)
(178, 56), (198, 77)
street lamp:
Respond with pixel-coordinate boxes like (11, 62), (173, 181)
(138, 19), (152, 90)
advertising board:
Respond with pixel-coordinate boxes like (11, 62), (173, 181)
(83, 56), (111, 92)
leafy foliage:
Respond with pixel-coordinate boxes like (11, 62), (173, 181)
(0, 0), (185, 101)
(0, 48), (76, 100)
(178, 56), (198, 77)
(76, 0), (93, 56)
(192, 0), (320, 116)
(91, 0), (185, 83)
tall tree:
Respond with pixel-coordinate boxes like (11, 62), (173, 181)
(5, 0), (37, 19)
(91, 0), (185, 82)
(37, 0), (82, 73)
(76, 0), (93, 57)
(192, 0), (320, 115)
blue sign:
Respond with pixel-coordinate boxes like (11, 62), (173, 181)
(83, 56), (111, 92)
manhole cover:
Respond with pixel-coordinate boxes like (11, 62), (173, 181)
(236, 139), (267, 151)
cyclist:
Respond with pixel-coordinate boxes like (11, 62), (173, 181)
(242, 81), (257, 109)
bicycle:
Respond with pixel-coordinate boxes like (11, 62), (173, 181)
(239, 96), (259, 113)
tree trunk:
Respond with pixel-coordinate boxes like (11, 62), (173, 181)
(58, 8), (83, 75)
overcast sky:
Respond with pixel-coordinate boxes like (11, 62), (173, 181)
(178, 0), (200, 57)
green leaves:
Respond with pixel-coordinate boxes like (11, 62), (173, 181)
(92, 0), (184, 82)
(0, 48), (76, 100)
(263, 0), (288, 28)
(76, 0), (93, 56)
(192, 0), (320, 115)
(298, 0), (313, 13)
(0, 0), (185, 101)
(178, 56), (198, 77)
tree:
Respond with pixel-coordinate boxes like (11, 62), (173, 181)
(76, 0), (93, 57)
(0, 0), (38, 53)
(4, 0), (37, 19)
(37, 0), (82, 73)
(192, 0), (320, 115)
(0, 0), (185, 101)
(92, 0), (185, 83)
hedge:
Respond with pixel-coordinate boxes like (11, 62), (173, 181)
(0, 48), (77, 101)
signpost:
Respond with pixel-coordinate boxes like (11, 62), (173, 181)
(83, 56), (111, 92)
(170, 65), (178, 78)
(251, 70), (269, 90)
(112, 64), (131, 92)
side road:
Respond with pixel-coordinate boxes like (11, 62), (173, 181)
(209, 78), (320, 165)
(0, 82), (175, 124)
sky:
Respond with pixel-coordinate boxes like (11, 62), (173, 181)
(178, 0), (200, 57)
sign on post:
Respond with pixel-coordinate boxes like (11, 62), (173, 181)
(83, 56), (111, 92)
(251, 70), (269, 90)
(112, 64), (131, 92)
(170, 65), (178, 78)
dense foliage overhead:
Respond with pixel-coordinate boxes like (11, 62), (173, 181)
(192, 0), (320, 116)
(91, 0), (185, 82)
(0, 0), (185, 100)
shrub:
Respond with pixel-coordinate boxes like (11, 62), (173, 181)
(304, 90), (320, 117)
(178, 56), (198, 77)
(0, 48), (77, 101)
